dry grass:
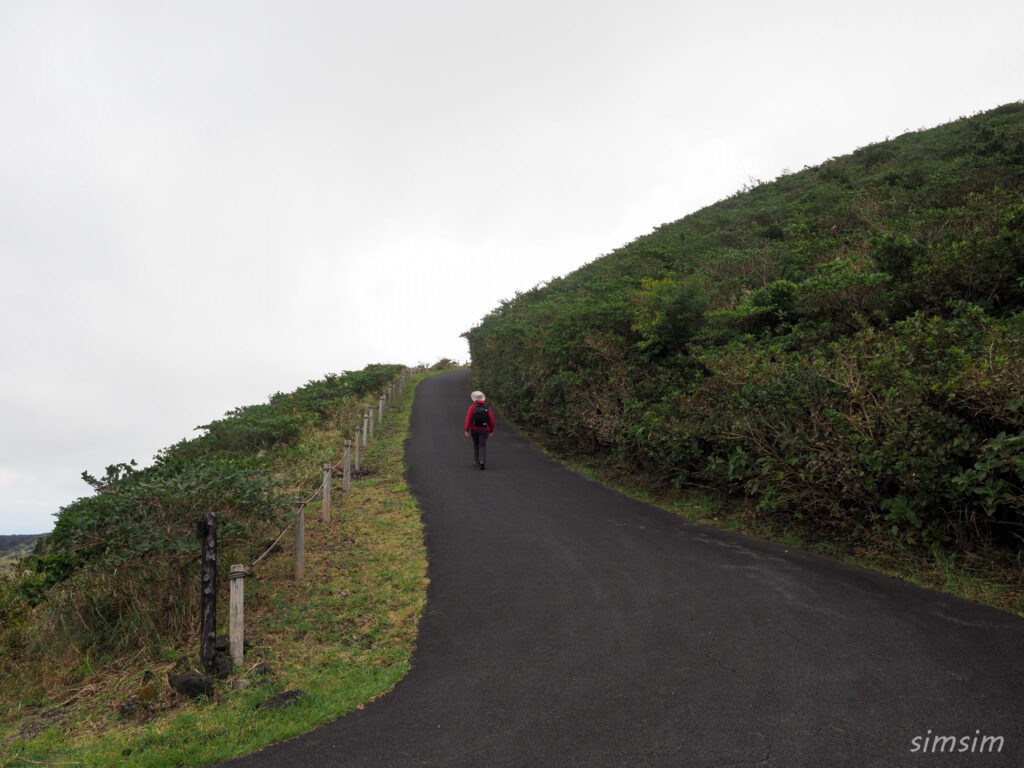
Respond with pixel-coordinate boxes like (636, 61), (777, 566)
(1, 373), (431, 768)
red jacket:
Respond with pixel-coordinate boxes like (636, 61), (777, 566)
(465, 401), (495, 433)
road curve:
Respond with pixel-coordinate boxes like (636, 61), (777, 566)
(219, 368), (1024, 767)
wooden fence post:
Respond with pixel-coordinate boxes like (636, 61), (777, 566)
(322, 463), (331, 523)
(378, 396), (384, 423)
(368, 409), (374, 441)
(197, 512), (217, 674)
(229, 564), (246, 667)
(343, 440), (352, 491)
(294, 496), (305, 582)
(363, 412), (369, 446)
(354, 429), (361, 472)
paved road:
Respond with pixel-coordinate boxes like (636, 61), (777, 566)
(221, 368), (1024, 767)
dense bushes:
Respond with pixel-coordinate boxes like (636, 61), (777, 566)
(681, 306), (1024, 550)
(1, 363), (404, 690)
(465, 103), (1024, 557)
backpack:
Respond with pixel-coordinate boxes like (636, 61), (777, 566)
(471, 401), (490, 428)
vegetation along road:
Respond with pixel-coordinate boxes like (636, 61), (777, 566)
(219, 368), (1024, 767)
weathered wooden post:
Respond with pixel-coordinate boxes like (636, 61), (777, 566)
(228, 564), (246, 667)
(354, 428), (361, 472)
(368, 409), (374, 441)
(322, 463), (332, 523)
(197, 512), (217, 674)
(294, 496), (305, 582)
(363, 412), (370, 446)
(343, 440), (352, 492)
(378, 395), (384, 423)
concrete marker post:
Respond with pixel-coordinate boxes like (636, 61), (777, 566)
(294, 496), (305, 582)
(228, 565), (246, 667)
(322, 463), (332, 523)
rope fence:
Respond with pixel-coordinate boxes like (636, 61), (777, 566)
(200, 369), (413, 671)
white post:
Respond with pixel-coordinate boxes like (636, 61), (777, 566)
(363, 412), (370, 445)
(322, 463), (331, 523)
(229, 565), (246, 667)
(354, 429), (361, 472)
(294, 497), (305, 582)
(343, 440), (352, 492)
(379, 395), (385, 422)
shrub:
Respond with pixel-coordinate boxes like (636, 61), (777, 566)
(465, 103), (1024, 557)
(1, 364), (404, 697)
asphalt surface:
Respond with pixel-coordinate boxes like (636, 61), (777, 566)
(220, 368), (1024, 767)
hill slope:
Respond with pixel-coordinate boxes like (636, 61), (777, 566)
(0, 535), (45, 568)
(1, 364), (432, 766)
(465, 103), (1024, 568)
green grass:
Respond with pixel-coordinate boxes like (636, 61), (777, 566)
(1, 372), (434, 768)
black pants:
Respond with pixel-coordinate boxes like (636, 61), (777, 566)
(471, 430), (489, 465)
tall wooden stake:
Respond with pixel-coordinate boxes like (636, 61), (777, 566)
(322, 463), (332, 523)
(294, 496), (305, 582)
(197, 512), (217, 674)
(343, 440), (352, 492)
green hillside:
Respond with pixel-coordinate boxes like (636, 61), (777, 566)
(466, 103), (1024, 585)
(1, 363), (432, 766)
(0, 535), (45, 569)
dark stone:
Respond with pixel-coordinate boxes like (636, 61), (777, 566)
(117, 695), (139, 719)
(168, 671), (214, 699)
(212, 651), (233, 679)
(253, 662), (274, 678)
(117, 694), (154, 721)
(256, 689), (304, 710)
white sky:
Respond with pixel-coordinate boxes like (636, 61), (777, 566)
(2, 0), (1022, 535)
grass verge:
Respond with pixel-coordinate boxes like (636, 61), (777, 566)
(1, 373), (432, 768)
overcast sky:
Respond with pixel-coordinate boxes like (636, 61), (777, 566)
(2, 1), (1021, 535)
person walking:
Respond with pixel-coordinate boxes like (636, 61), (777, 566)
(464, 390), (495, 470)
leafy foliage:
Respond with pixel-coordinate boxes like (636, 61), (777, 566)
(465, 103), (1024, 556)
(0, 363), (404, 691)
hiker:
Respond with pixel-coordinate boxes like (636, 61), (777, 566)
(464, 390), (495, 470)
